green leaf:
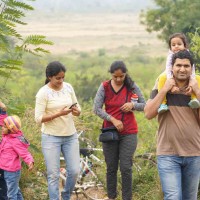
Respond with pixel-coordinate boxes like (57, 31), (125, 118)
(23, 35), (54, 46)
(140, 0), (200, 43)
(0, 0), (53, 81)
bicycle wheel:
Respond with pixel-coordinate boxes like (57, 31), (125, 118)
(71, 187), (88, 200)
(83, 186), (106, 200)
(69, 183), (105, 200)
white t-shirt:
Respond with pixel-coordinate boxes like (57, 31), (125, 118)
(35, 82), (81, 136)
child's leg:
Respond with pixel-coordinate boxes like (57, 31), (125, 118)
(158, 72), (167, 105)
(191, 92), (196, 100)
(188, 96), (200, 108)
(4, 170), (23, 200)
(191, 75), (200, 100)
(188, 75), (200, 109)
(157, 73), (169, 113)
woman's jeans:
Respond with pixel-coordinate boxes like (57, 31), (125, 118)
(4, 170), (23, 200)
(102, 134), (137, 200)
(157, 155), (200, 200)
(42, 133), (80, 200)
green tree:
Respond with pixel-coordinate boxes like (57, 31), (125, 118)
(74, 74), (104, 102)
(0, 0), (53, 84)
(188, 28), (200, 72)
(140, 0), (200, 43)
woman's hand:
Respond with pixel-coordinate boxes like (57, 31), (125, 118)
(120, 102), (134, 112)
(42, 106), (73, 123)
(71, 106), (81, 116)
(110, 117), (124, 132)
(59, 106), (72, 116)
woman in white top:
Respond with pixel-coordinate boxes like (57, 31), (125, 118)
(35, 61), (81, 200)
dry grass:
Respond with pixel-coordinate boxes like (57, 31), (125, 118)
(17, 13), (167, 56)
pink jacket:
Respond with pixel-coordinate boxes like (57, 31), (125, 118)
(0, 130), (34, 172)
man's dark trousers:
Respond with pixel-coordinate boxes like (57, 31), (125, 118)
(0, 169), (8, 200)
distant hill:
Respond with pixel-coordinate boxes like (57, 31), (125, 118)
(28, 0), (154, 14)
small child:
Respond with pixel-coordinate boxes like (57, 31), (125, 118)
(157, 33), (200, 113)
(0, 115), (34, 199)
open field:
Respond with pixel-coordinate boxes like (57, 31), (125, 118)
(17, 12), (167, 56)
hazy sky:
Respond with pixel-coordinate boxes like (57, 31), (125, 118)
(28, 0), (154, 14)
(17, 0), (162, 55)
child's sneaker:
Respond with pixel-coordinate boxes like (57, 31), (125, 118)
(188, 99), (200, 109)
(158, 104), (169, 114)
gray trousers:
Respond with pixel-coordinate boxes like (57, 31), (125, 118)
(102, 134), (137, 200)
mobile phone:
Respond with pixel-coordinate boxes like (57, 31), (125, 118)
(69, 103), (77, 109)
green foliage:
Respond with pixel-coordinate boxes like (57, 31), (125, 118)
(4, 44), (167, 199)
(98, 48), (106, 56)
(19, 109), (49, 199)
(140, 0), (200, 43)
(18, 101), (160, 199)
(0, 59), (22, 77)
(0, 0), (53, 84)
(132, 158), (161, 200)
(0, 45), (165, 113)
(74, 74), (105, 101)
(188, 27), (200, 72)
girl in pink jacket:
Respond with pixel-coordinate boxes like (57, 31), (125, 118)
(0, 115), (34, 200)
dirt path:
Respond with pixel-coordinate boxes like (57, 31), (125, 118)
(70, 187), (107, 200)
(59, 187), (107, 200)
(60, 177), (107, 200)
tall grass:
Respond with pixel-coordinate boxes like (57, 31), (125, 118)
(18, 102), (161, 200)
(1, 46), (166, 199)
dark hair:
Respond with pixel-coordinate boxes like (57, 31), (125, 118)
(45, 61), (66, 84)
(171, 50), (194, 66)
(168, 33), (188, 49)
(109, 60), (134, 91)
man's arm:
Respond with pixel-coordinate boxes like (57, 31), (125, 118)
(144, 78), (175, 119)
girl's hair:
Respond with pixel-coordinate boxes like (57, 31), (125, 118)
(109, 60), (134, 91)
(45, 61), (66, 84)
(168, 33), (188, 49)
